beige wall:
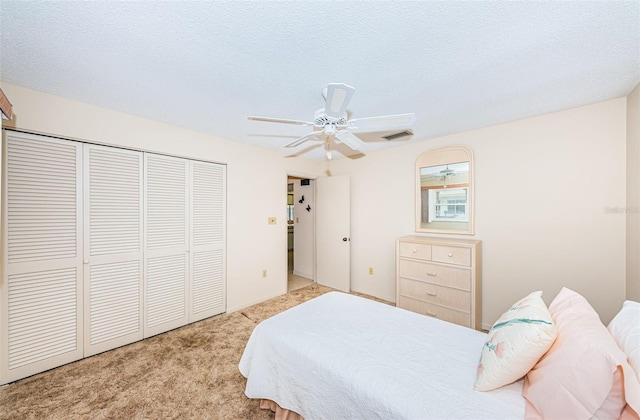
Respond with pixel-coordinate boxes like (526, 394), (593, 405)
(1, 82), (631, 328)
(0, 82), (324, 313)
(330, 98), (627, 327)
(627, 82), (640, 302)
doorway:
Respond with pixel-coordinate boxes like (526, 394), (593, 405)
(287, 176), (315, 291)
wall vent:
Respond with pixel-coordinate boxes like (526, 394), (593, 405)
(382, 130), (413, 141)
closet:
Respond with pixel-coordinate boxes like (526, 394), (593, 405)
(1, 131), (226, 384)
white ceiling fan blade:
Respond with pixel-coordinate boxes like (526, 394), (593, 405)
(285, 131), (323, 148)
(247, 116), (314, 126)
(284, 143), (323, 158)
(347, 113), (416, 133)
(332, 142), (366, 160)
(324, 83), (355, 119)
(335, 130), (366, 151)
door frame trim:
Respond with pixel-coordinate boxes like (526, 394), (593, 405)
(285, 172), (318, 291)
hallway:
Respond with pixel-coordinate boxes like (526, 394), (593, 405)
(288, 249), (313, 291)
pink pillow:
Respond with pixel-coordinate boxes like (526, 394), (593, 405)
(523, 288), (640, 419)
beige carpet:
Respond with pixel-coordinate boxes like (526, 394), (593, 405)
(0, 284), (354, 420)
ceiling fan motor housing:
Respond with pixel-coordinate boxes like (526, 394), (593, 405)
(313, 108), (347, 127)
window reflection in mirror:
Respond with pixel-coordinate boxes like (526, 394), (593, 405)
(415, 146), (474, 234)
(419, 162), (469, 230)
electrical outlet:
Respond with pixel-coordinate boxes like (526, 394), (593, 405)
(368, 267), (374, 275)
(262, 269), (267, 278)
(268, 217), (276, 225)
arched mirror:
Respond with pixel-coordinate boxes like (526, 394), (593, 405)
(416, 146), (474, 235)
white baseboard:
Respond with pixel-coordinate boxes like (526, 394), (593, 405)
(292, 270), (313, 280)
(226, 289), (286, 314)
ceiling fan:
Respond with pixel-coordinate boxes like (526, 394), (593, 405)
(247, 83), (416, 160)
(435, 165), (455, 179)
(424, 165), (461, 187)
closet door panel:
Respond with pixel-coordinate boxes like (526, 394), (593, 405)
(88, 260), (141, 344)
(143, 154), (188, 338)
(83, 144), (143, 357)
(189, 161), (226, 322)
(192, 248), (224, 315)
(1, 132), (83, 385)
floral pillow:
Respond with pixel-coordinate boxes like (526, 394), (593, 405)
(474, 291), (557, 391)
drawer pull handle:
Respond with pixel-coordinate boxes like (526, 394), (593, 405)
(412, 248), (417, 253)
(426, 272), (437, 277)
(426, 291), (437, 296)
(426, 311), (437, 317)
(448, 252), (453, 257)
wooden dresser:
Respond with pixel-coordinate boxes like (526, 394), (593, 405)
(396, 236), (482, 330)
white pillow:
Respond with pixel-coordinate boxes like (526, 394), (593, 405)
(474, 291), (557, 391)
(607, 300), (640, 381)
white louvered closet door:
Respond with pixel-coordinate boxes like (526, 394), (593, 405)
(143, 153), (189, 338)
(83, 144), (143, 357)
(1, 132), (83, 385)
(189, 161), (226, 322)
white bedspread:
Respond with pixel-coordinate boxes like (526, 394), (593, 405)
(239, 292), (525, 420)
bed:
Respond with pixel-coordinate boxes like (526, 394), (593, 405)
(239, 289), (640, 420)
(239, 292), (525, 419)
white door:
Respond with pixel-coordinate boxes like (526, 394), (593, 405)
(143, 153), (189, 338)
(189, 160), (226, 322)
(1, 132), (84, 385)
(316, 175), (350, 292)
(83, 144), (144, 357)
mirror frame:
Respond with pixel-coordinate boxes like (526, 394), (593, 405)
(415, 145), (474, 235)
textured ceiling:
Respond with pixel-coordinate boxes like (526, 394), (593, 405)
(1, 1), (639, 160)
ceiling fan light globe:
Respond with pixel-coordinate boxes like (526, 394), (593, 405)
(324, 125), (337, 136)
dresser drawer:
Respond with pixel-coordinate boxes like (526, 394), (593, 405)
(398, 278), (470, 311)
(398, 260), (471, 290)
(398, 241), (432, 260)
(398, 296), (471, 327)
(432, 245), (471, 267)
